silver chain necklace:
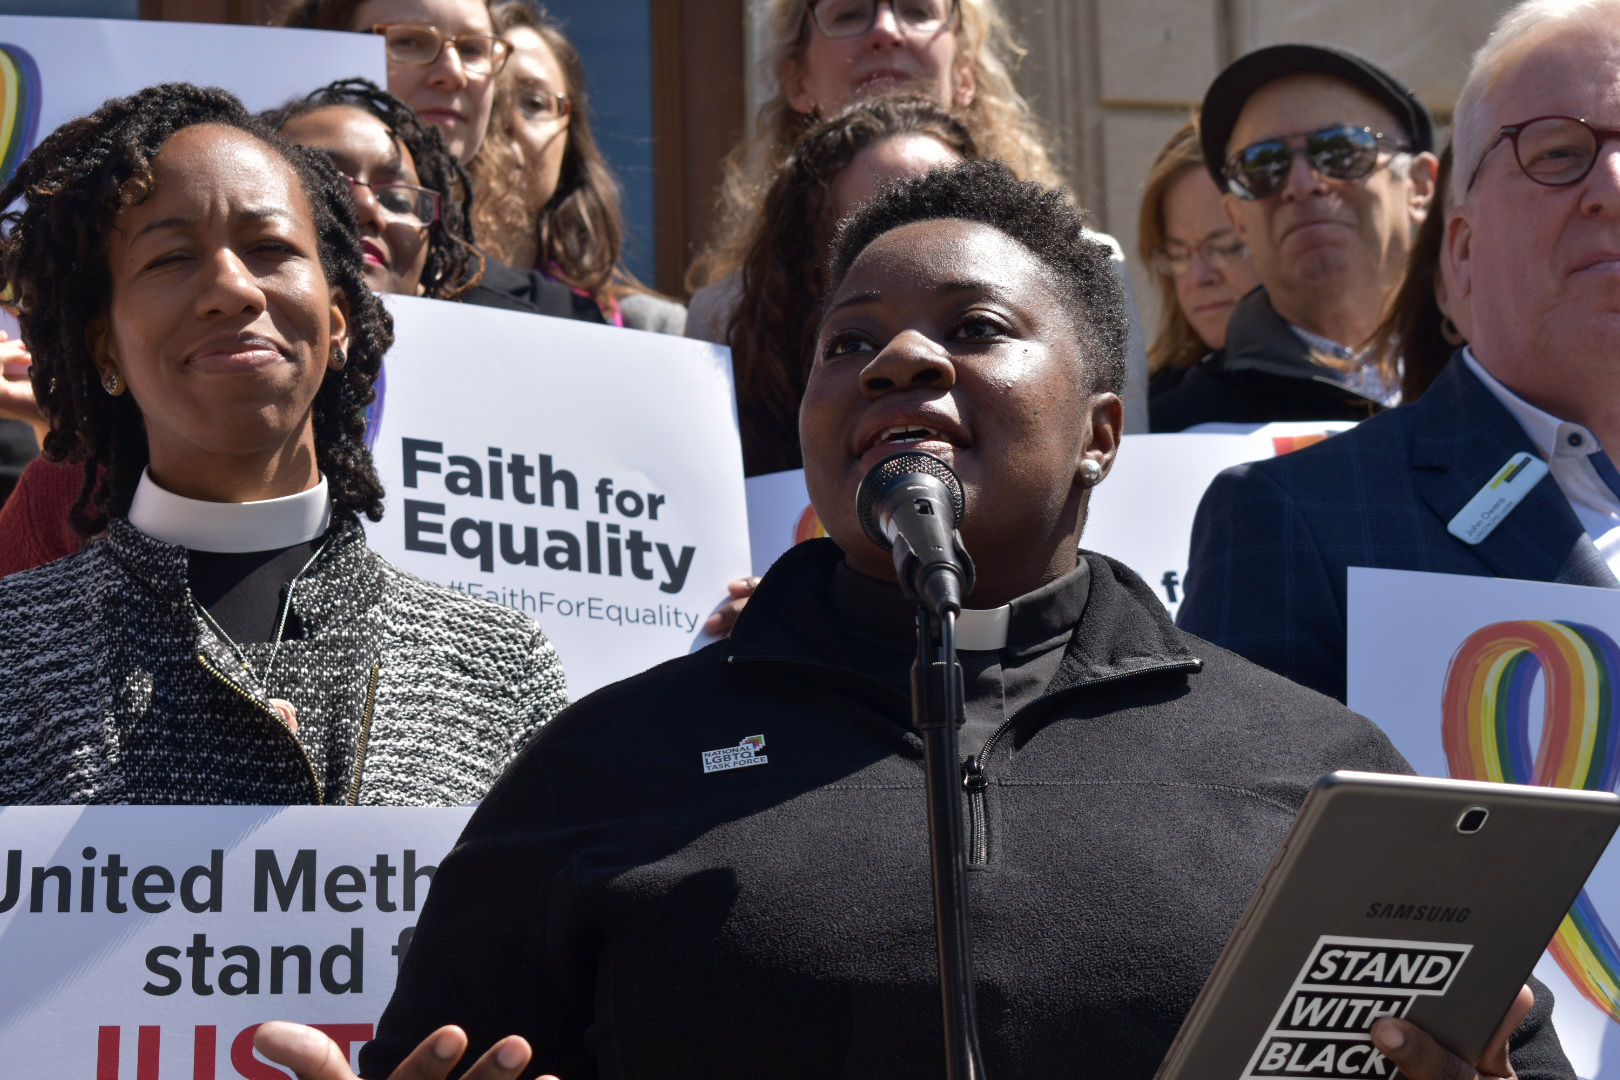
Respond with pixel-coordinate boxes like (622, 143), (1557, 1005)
(193, 537), (331, 730)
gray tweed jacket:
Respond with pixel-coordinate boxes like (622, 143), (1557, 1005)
(0, 514), (567, 805)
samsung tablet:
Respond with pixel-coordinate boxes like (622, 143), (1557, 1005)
(1154, 770), (1620, 1080)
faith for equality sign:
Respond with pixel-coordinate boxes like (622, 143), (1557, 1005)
(743, 423), (1353, 617)
(1349, 569), (1620, 1079)
(0, 805), (472, 1079)
(366, 296), (751, 698)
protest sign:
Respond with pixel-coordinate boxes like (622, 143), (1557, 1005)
(0, 16), (385, 169)
(366, 296), (751, 698)
(0, 805), (472, 1079)
(1348, 569), (1620, 1078)
(743, 423), (1353, 615)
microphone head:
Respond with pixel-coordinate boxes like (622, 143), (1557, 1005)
(856, 450), (966, 550)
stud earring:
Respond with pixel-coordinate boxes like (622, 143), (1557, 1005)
(329, 343), (347, 371)
(1080, 459), (1102, 487)
(102, 371), (124, 396)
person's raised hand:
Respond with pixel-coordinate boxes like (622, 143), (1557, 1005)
(0, 334), (45, 444)
(1369, 983), (1534, 1080)
(703, 576), (761, 637)
(253, 1021), (556, 1080)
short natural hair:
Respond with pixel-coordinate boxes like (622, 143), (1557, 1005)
(262, 78), (486, 300)
(1451, 0), (1620, 203)
(826, 160), (1127, 394)
(688, 0), (1064, 292)
(1136, 118), (1210, 376)
(0, 83), (391, 534)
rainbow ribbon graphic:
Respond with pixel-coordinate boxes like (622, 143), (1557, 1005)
(1441, 620), (1620, 1022)
(0, 44), (40, 188)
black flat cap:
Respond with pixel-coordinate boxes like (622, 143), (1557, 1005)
(1200, 42), (1434, 190)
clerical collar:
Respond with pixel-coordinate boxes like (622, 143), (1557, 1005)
(830, 559), (1091, 653)
(128, 470), (332, 553)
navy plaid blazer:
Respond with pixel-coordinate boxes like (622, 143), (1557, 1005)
(1178, 355), (1618, 702)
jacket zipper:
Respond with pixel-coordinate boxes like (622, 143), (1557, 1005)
(346, 662), (382, 806)
(196, 652), (325, 804)
(959, 658), (1202, 866)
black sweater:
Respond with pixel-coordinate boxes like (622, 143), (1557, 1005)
(363, 540), (1571, 1079)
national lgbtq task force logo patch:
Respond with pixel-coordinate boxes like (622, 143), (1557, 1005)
(1442, 620), (1620, 1022)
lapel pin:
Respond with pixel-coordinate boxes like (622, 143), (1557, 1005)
(702, 734), (768, 774)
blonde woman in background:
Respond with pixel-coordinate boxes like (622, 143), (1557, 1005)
(686, 0), (1152, 430)
(1136, 121), (1259, 402)
(468, 2), (685, 333)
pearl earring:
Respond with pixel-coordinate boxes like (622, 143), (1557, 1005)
(1080, 459), (1102, 486)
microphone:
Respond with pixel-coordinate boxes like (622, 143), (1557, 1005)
(856, 451), (976, 616)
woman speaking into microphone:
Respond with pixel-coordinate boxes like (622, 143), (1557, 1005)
(0, 83), (566, 806)
(260, 162), (1570, 1080)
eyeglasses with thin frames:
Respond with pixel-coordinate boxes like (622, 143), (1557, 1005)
(337, 170), (441, 227)
(1466, 115), (1620, 192)
(1150, 232), (1250, 277)
(370, 23), (511, 76)
(805, 0), (958, 39)
(516, 86), (572, 122)
(1223, 124), (1409, 201)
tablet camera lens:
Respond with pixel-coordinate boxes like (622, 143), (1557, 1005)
(1456, 806), (1489, 834)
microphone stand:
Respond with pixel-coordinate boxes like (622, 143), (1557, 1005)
(911, 594), (988, 1080)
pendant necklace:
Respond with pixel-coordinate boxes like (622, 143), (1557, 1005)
(193, 537), (331, 733)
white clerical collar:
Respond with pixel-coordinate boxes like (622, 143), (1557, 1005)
(127, 469), (332, 553)
(956, 605), (1011, 651)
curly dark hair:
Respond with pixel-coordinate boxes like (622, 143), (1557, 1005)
(0, 82), (393, 536)
(262, 78), (486, 300)
(727, 95), (977, 476)
(826, 159), (1129, 395)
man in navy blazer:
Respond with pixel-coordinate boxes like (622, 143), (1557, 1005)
(1179, 1), (1620, 703)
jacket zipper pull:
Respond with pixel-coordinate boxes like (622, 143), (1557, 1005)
(962, 755), (986, 792)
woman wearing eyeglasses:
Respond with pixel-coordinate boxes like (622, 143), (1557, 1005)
(466, 1), (685, 334)
(279, 0), (508, 164)
(1136, 121), (1260, 402)
(686, 0), (1151, 431)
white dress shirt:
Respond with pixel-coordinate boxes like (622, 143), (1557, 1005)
(1462, 348), (1620, 577)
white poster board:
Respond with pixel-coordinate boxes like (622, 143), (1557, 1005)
(1348, 568), (1620, 1078)
(366, 296), (751, 699)
(744, 424), (1354, 615)
(0, 805), (472, 1079)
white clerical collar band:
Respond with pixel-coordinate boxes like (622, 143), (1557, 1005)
(128, 470), (332, 553)
(955, 604), (1011, 651)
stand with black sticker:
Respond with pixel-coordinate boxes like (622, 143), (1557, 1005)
(912, 601), (988, 1080)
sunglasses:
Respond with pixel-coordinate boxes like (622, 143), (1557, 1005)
(370, 23), (511, 76)
(1223, 124), (1409, 200)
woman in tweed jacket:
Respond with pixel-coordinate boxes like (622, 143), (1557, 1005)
(0, 84), (567, 806)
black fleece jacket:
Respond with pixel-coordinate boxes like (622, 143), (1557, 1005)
(362, 540), (1571, 1080)
(1150, 287), (1386, 432)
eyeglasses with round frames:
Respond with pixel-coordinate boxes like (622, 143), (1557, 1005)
(515, 86), (572, 122)
(1149, 232), (1250, 277)
(337, 170), (441, 226)
(370, 23), (511, 76)
(1466, 115), (1620, 192)
(806, 0), (958, 39)
(1223, 124), (1410, 201)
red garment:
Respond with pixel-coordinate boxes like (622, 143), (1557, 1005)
(0, 457), (91, 576)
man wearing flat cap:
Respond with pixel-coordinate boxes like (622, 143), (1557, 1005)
(1180, 1), (1620, 704)
(1151, 43), (1438, 431)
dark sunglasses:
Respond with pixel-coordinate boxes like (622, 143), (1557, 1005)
(1223, 124), (1409, 200)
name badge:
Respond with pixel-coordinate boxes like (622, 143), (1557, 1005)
(1447, 452), (1549, 545)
